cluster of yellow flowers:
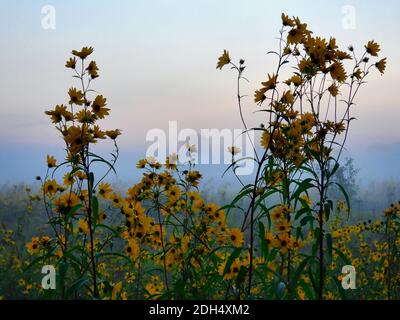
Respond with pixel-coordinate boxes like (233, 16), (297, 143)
(115, 153), (247, 292)
(45, 48), (121, 158)
(327, 203), (400, 299)
(218, 15), (386, 171)
(215, 12), (390, 300)
(264, 205), (302, 254)
(26, 47), (123, 299)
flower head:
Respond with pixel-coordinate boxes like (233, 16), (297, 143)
(216, 50), (230, 70)
(227, 146), (241, 156)
(106, 129), (122, 140)
(260, 131), (270, 149)
(330, 62), (347, 83)
(46, 155), (57, 168)
(375, 57), (387, 74)
(72, 47), (94, 59)
(45, 104), (72, 123)
(126, 239), (139, 260)
(229, 228), (244, 247)
(281, 13), (295, 27)
(77, 219), (90, 234)
(65, 125), (89, 154)
(65, 57), (77, 69)
(365, 40), (380, 56)
(86, 60), (99, 78)
(261, 74), (278, 91)
(43, 179), (59, 195)
(55, 192), (80, 209)
(68, 87), (85, 106)
(98, 182), (112, 199)
(328, 84), (339, 97)
(91, 95), (109, 119)
(26, 237), (40, 255)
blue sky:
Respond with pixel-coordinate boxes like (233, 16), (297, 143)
(0, 0), (399, 184)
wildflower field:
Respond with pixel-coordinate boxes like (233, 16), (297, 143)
(0, 11), (399, 301)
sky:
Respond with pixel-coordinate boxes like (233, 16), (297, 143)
(0, 0), (399, 185)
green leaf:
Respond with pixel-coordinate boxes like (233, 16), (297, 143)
(258, 221), (266, 239)
(58, 261), (69, 293)
(223, 247), (242, 276)
(257, 203), (272, 229)
(95, 224), (120, 237)
(307, 266), (318, 295)
(300, 280), (315, 300)
(174, 277), (186, 298)
(334, 182), (351, 216)
(92, 195), (99, 225)
(24, 245), (58, 273)
(326, 233), (333, 260)
(226, 185), (253, 214)
(258, 221), (268, 259)
(295, 226), (302, 240)
(300, 215), (315, 226)
(65, 277), (89, 298)
(95, 252), (131, 262)
(24, 255), (47, 273)
(289, 256), (310, 297)
(324, 201), (332, 222)
(47, 216), (64, 226)
(236, 265), (247, 286)
(255, 189), (279, 210)
(232, 185), (253, 205)
(51, 160), (75, 177)
(89, 172), (95, 191)
(203, 273), (220, 293)
(88, 153), (117, 176)
(66, 203), (83, 221)
(295, 207), (311, 220)
(291, 178), (315, 201)
(333, 276), (347, 300)
(311, 228), (320, 258)
(334, 247), (351, 265)
(328, 161), (340, 179)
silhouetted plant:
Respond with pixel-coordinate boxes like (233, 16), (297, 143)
(217, 13), (387, 299)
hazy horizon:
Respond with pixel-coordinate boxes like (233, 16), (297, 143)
(1, 0), (399, 184)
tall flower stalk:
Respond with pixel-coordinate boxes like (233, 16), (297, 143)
(217, 13), (386, 299)
(40, 47), (121, 299)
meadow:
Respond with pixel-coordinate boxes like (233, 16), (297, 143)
(0, 13), (398, 300)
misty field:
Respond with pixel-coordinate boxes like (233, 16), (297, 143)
(0, 13), (398, 300)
